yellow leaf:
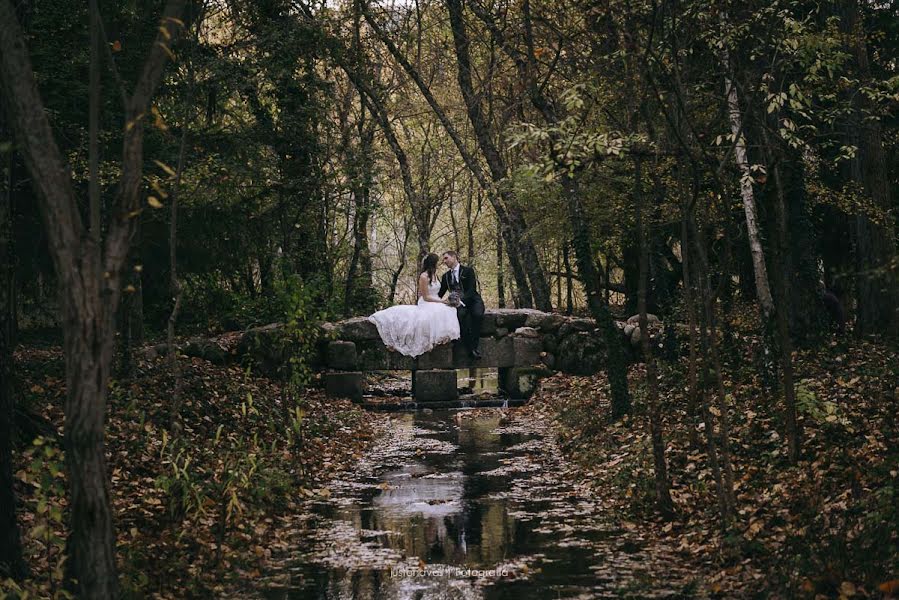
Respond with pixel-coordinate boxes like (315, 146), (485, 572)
(111, 40), (122, 52)
(153, 160), (177, 178)
(150, 179), (170, 198)
(151, 106), (168, 131)
(147, 196), (163, 208)
(125, 112), (145, 132)
(30, 384), (44, 393)
(124, 284), (136, 293)
(156, 40), (176, 61)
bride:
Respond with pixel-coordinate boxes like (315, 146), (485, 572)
(368, 253), (460, 357)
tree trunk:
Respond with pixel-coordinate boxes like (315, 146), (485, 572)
(62, 301), (118, 597)
(360, 4), (543, 307)
(690, 218), (738, 519)
(0, 2), (186, 595)
(445, 0), (555, 309)
(0, 137), (26, 581)
(563, 242), (574, 314)
(842, 0), (899, 338)
(767, 147), (801, 463)
(496, 212), (505, 308)
(636, 156), (673, 516)
(718, 23), (775, 319)
(168, 47), (194, 431)
(679, 193), (701, 451)
(561, 171), (631, 418)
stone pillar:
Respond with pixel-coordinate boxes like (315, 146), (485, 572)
(327, 341), (357, 370)
(412, 369), (458, 402)
(498, 366), (541, 399)
(325, 371), (364, 403)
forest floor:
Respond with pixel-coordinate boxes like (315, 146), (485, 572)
(518, 334), (899, 599)
(5, 331), (897, 599)
(9, 341), (390, 599)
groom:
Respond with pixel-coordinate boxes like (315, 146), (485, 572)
(439, 251), (485, 359)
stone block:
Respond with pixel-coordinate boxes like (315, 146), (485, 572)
(626, 313), (660, 326)
(499, 366), (542, 398)
(526, 312), (566, 333)
(513, 336), (543, 366)
(413, 369), (458, 402)
(480, 313), (498, 336)
(543, 334), (559, 354)
(334, 317), (380, 341)
(557, 332), (605, 375)
(415, 343), (453, 369)
(491, 308), (533, 329)
(327, 341), (357, 370)
(512, 326), (539, 338)
(324, 371), (364, 402)
(558, 317), (596, 339)
(452, 336), (515, 368)
(236, 323), (287, 377)
(387, 350), (415, 370)
(357, 343), (389, 370)
(183, 338), (227, 365)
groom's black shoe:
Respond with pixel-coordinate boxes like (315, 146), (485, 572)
(470, 348), (482, 360)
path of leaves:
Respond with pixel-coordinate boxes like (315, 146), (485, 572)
(520, 336), (898, 599)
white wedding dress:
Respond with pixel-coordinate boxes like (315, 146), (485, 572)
(368, 278), (460, 357)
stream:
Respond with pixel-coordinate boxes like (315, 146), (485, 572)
(263, 409), (699, 599)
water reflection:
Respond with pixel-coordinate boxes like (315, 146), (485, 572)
(265, 411), (696, 600)
(457, 368), (498, 394)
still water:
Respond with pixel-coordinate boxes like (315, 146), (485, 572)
(263, 410), (698, 599)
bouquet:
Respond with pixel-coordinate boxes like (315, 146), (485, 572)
(447, 290), (462, 307)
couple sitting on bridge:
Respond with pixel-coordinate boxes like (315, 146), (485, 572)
(368, 250), (485, 360)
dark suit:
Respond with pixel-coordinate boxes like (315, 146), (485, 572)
(439, 265), (485, 353)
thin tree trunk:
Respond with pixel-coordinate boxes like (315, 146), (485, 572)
(445, 0), (555, 309)
(167, 43), (196, 432)
(562, 171), (631, 418)
(556, 245), (562, 309)
(563, 241), (574, 314)
(690, 218), (738, 518)
(680, 199), (701, 451)
(695, 281), (732, 527)
(0, 136), (26, 581)
(635, 156), (673, 516)
(496, 212), (505, 308)
(361, 4), (543, 306)
(767, 146), (801, 463)
(720, 52), (774, 319)
(842, 0), (899, 338)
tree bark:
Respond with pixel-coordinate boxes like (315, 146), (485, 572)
(721, 70), (774, 319)
(766, 143), (801, 463)
(842, 0), (899, 338)
(444, 0), (554, 309)
(362, 4), (543, 307)
(636, 156), (674, 516)
(562, 171), (631, 418)
(0, 131), (26, 581)
(0, 2), (186, 596)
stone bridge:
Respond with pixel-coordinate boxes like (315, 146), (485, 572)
(316, 309), (656, 403)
